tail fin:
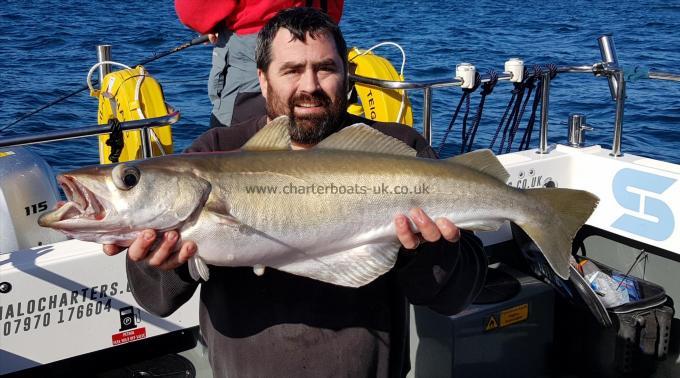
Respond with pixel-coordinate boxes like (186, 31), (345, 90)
(517, 188), (599, 279)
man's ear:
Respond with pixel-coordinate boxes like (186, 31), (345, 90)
(257, 69), (268, 100)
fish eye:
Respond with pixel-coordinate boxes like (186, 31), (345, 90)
(112, 164), (141, 190)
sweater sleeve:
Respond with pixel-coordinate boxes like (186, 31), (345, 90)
(126, 258), (199, 317)
(396, 232), (488, 315)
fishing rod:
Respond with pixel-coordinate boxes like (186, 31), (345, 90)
(0, 34), (209, 134)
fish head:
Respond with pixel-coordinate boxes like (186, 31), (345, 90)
(38, 161), (211, 244)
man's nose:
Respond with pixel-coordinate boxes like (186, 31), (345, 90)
(298, 69), (320, 93)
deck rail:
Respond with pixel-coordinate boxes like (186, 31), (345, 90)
(0, 112), (180, 153)
(1, 37), (679, 156)
(350, 35), (680, 156)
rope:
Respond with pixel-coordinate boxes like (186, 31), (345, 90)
(519, 83), (542, 150)
(105, 118), (124, 163)
(86, 61), (132, 93)
(463, 71), (497, 153)
(490, 79), (522, 153)
(520, 64), (557, 150)
(437, 74), (480, 157)
(505, 66), (540, 152)
(437, 94), (467, 156)
(459, 72), (482, 153)
(489, 66), (532, 152)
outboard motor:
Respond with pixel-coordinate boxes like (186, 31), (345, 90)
(0, 147), (66, 253)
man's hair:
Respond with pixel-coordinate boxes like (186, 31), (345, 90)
(256, 7), (347, 73)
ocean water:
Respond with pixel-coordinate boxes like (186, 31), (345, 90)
(1, 0), (679, 173)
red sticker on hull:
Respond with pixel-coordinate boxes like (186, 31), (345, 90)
(111, 327), (146, 345)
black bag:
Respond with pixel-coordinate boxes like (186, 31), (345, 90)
(511, 225), (673, 377)
(566, 256), (673, 377)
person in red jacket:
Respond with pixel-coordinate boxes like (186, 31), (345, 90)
(174, 1), (343, 127)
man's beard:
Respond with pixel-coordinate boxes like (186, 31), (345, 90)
(266, 87), (347, 145)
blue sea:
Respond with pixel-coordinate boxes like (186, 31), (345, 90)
(1, 0), (679, 173)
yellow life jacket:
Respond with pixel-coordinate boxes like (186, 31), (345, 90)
(347, 47), (413, 126)
(92, 66), (173, 164)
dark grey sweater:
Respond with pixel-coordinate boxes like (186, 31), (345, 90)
(127, 114), (488, 377)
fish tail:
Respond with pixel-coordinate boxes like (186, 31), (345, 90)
(517, 188), (599, 279)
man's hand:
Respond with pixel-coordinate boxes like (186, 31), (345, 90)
(394, 208), (460, 250)
(102, 230), (197, 270)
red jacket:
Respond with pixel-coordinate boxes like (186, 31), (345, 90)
(175, 0), (343, 35)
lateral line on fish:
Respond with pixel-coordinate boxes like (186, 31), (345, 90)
(233, 225), (335, 271)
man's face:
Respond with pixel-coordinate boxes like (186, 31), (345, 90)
(258, 29), (347, 145)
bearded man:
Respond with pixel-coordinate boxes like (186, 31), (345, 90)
(104, 8), (487, 377)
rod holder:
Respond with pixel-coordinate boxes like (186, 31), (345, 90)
(568, 114), (593, 147)
(598, 35), (620, 101)
(538, 71), (551, 154)
(610, 71), (626, 157)
(96, 45), (112, 88)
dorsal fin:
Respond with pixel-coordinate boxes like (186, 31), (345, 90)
(315, 123), (416, 156)
(242, 116), (291, 151)
(446, 149), (510, 182)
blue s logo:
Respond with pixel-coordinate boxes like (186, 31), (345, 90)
(611, 168), (676, 241)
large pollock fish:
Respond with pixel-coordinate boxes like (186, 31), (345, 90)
(39, 116), (599, 287)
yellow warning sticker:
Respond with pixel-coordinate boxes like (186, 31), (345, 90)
(500, 304), (529, 327)
(0, 151), (15, 158)
(485, 315), (498, 331)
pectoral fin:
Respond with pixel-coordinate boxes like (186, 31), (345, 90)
(253, 264), (266, 276)
(276, 242), (401, 288)
(203, 209), (241, 227)
(188, 255), (210, 281)
(455, 219), (506, 232)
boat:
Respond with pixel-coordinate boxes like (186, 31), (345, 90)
(1, 35), (679, 377)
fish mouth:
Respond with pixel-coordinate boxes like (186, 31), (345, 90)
(39, 175), (108, 226)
